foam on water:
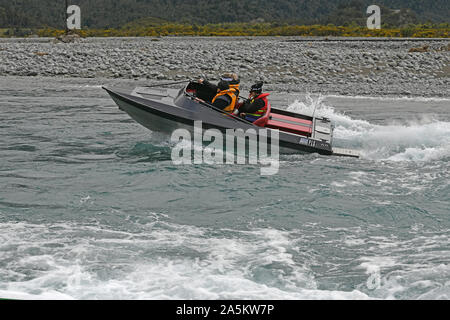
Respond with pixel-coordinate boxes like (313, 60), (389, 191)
(355, 232), (450, 300)
(0, 221), (373, 300)
(325, 94), (450, 103)
(286, 96), (450, 162)
(1, 219), (448, 300)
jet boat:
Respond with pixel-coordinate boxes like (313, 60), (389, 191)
(103, 82), (359, 158)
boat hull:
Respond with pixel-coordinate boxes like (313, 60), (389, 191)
(103, 86), (358, 158)
(110, 93), (192, 135)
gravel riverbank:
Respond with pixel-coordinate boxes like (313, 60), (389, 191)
(0, 37), (449, 97)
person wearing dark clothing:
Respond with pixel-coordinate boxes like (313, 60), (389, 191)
(238, 96), (266, 115)
(200, 79), (219, 96)
(237, 81), (270, 122)
(197, 73), (240, 112)
(201, 79), (233, 110)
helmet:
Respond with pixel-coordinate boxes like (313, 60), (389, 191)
(250, 81), (264, 95)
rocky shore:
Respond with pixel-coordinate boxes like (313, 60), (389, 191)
(0, 37), (448, 97)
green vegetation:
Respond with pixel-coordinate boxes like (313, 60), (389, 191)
(0, 0), (448, 38)
(0, 0), (448, 29)
(29, 22), (449, 38)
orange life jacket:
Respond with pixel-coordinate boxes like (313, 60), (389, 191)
(212, 87), (239, 113)
(229, 83), (240, 100)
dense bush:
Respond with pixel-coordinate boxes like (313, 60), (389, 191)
(28, 23), (449, 38)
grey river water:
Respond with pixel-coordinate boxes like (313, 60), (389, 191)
(0, 75), (449, 299)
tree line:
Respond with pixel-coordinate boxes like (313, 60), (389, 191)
(0, 0), (448, 29)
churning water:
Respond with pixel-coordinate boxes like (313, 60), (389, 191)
(0, 76), (449, 300)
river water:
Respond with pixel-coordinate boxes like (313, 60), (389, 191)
(0, 76), (449, 300)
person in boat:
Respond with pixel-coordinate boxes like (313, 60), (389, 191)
(235, 81), (269, 122)
(197, 73), (240, 113)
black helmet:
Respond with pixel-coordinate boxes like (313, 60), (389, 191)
(217, 80), (230, 91)
(250, 81), (264, 95)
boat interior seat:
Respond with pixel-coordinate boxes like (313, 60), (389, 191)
(266, 113), (313, 136)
